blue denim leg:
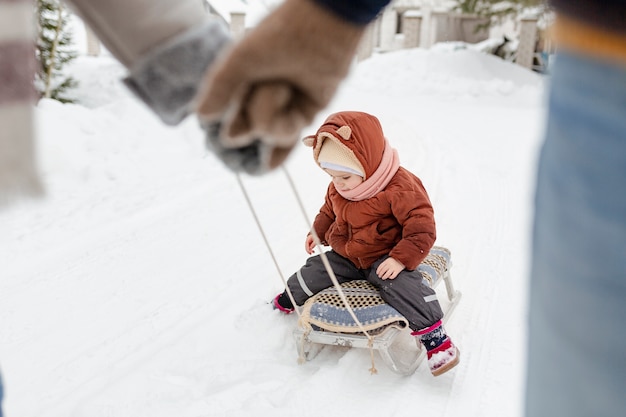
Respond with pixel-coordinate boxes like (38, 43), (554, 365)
(0, 369), (3, 417)
(526, 51), (626, 416)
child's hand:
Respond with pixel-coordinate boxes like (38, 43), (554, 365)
(305, 233), (316, 254)
(377, 257), (405, 280)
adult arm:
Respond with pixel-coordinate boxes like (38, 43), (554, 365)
(65, 0), (230, 125)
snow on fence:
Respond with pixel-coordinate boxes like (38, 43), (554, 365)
(79, 7), (540, 69)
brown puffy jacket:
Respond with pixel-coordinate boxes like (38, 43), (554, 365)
(309, 111), (436, 270)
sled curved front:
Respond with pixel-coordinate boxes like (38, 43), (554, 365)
(293, 246), (461, 375)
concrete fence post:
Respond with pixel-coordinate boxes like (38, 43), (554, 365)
(517, 15), (538, 70)
(403, 11), (422, 49)
(84, 23), (101, 57)
(357, 21), (377, 61)
(229, 11), (246, 39)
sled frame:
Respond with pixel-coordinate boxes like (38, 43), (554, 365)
(293, 265), (461, 375)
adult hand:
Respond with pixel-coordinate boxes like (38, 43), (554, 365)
(195, 0), (365, 174)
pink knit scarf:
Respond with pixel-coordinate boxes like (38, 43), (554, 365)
(337, 140), (400, 201)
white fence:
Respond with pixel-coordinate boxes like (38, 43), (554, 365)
(83, 8), (539, 71)
(356, 7), (540, 70)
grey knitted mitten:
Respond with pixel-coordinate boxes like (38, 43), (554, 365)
(123, 19), (231, 126)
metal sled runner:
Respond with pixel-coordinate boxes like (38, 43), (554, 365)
(293, 246), (461, 375)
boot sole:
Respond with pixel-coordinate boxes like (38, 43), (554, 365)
(432, 348), (460, 377)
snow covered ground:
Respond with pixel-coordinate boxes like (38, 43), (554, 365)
(1, 40), (546, 416)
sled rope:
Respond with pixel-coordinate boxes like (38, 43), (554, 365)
(235, 173), (302, 320)
(235, 169), (378, 374)
(281, 166), (378, 374)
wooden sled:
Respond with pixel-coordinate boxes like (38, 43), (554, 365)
(293, 246), (461, 375)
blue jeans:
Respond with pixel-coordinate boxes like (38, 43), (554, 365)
(0, 369), (3, 417)
(526, 51), (626, 416)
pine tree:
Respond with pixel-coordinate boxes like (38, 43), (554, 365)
(35, 0), (78, 103)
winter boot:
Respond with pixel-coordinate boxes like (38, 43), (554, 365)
(412, 320), (460, 376)
(272, 292), (295, 314)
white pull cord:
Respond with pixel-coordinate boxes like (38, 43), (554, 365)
(236, 168), (377, 373)
(234, 172), (302, 319)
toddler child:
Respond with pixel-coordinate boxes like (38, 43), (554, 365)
(273, 111), (459, 376)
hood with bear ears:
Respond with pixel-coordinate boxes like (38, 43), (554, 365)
(302, 111), (386, 180)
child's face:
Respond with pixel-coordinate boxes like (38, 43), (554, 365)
(324, 168), (364, 192)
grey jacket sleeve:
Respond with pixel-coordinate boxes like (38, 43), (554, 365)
(65, 0), (231, 125)
(122, 21), (231, 125)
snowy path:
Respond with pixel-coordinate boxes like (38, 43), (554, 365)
(1, 48), (544, 417)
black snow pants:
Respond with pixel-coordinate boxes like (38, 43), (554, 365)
(286, 251), (444, 332)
